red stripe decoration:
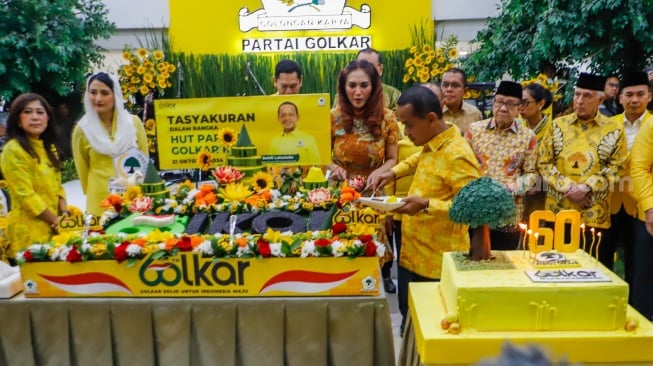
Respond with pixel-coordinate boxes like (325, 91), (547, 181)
(39, 272), (133, 295)
(258, 270), (358, 295)
(147, 263), (172, 271)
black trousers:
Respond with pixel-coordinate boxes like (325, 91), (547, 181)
(632, 220), (653, 321)
(606, 207), (636, 289)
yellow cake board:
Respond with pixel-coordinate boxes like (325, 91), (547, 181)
(409, 282), (653, 365)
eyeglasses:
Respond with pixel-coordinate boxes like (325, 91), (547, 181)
(441, 82), (463, 89)
(493, 99), (521, 109)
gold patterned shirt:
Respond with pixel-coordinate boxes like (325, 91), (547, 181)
(392, 124), (482, 279)
(442, 101), (483, 134)
(538, 113), (627, 228)
(465, 118), (538, 223)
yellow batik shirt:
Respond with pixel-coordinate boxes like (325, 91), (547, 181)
(465, 118), (538, 224)
(538, 113), (627, 228)
(392, 124), (482, 279)
(1, 138), (66, 254)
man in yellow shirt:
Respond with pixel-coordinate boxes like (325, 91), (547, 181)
(628, 72), (653, 321)
(608, 71), (652, 294)
(369, 85), (482, 336)
(538, 73), (627, 269)
(267, 101), (321, 165)
(441, 68), (483, 133)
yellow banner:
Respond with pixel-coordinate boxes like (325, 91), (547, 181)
(154, 94), (331, 169)
(20, 254), (380, 297)
(169, 0), (431, 54)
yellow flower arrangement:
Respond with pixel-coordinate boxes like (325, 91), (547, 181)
(521, 73), (563, 102)
(119, 47), (176, 100)
(403, 35), (459, 84)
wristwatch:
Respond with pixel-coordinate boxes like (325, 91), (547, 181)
(422, 199), (429, 213)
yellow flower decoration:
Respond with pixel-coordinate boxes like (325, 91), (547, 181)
(198, 151), (212, 171)
(263, 228), (283, 243)
(118, 47), (176, 100)
(145, 119), (156, 131)
(123, 185), (142, 204)
(146, 229), (174, 243)
(251, 171), (274, 192)
(219, 183), (253, 202)
(218, 128), (237, 147)
(403, 35), (460, 84)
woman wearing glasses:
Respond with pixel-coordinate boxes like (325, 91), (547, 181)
(520, 83), (553, 216)
(464, 81), (538, 249)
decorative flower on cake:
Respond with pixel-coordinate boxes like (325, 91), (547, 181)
(347, 175), (366, 192)
(251, 171), (274, 192)
(212, 166), (246, 185)
(119, 47), (175, 100)
(17, 222), (385, 264)
(129, 196), (153, 213)
(307, 187), (332, 205)
(219, 182), (253, 202)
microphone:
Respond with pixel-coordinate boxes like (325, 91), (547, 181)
(246, 61), (267, 95)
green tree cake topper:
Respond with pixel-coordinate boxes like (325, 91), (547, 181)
(449, 177), (517, 260)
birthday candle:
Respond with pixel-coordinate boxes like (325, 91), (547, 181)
(580, 223), (586, 252)
(595, 232), (602, 266)
(518, 223), (527, 250)
(589, 227), (596, 257)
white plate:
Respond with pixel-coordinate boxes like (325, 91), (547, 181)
(356, 196), (405, 211)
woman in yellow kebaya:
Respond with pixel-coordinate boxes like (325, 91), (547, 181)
(1, 93), (68, 256)
(72, 72), (148, 216)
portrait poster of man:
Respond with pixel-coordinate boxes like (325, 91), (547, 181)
(154, 94), (331, 170)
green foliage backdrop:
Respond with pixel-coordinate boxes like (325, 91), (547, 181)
(464, 0), (653, 81)
(0, 0), (115, 100)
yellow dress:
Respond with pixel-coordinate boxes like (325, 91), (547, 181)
(0, 138), (65, 255)
(72, 114), (148, 216)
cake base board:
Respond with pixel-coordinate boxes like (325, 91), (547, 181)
(0, 272), (22, 298)
(409, 282), (653, 365)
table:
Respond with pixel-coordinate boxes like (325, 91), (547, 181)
(398, 283), (653, 366)
(0, 293), (395, 366)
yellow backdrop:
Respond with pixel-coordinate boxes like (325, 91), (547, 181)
(169, 0), (432, 54)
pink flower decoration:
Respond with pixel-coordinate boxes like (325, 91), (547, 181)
(307, 188), (332, 205)
(212, 166), (245, 184)
(129, 196), (153, 213)
(348, 175), (366, 192)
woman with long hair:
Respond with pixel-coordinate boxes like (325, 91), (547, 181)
(1, 93), (67, 257)
(329, 59), (399, 292)
(329, 60), (398, 183)
(72, 72), (148, 216)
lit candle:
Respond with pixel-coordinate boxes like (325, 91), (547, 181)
(588, 227), (596, 257)
(532, 232), (540, 260)
(580, 223), (586, 252)
(518, 223), (528, 250)
(524, 229), (533, 257)
(595, 232), (602, 266)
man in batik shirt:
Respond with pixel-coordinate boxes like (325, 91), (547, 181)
(369, 85), (482, 336)
(465, 81), (538, 249)
(538, 73), (627, 269)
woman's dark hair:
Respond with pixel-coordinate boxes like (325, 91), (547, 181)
(6, 93), (62, 171)
(88, 72), (115, 90)
(524, 83), (553, 109)
(336, 60), (384, 137)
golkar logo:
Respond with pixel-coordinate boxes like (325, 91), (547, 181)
(239, 0), (371, 32)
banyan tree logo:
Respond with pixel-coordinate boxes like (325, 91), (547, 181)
(239, 0), (371, 32)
